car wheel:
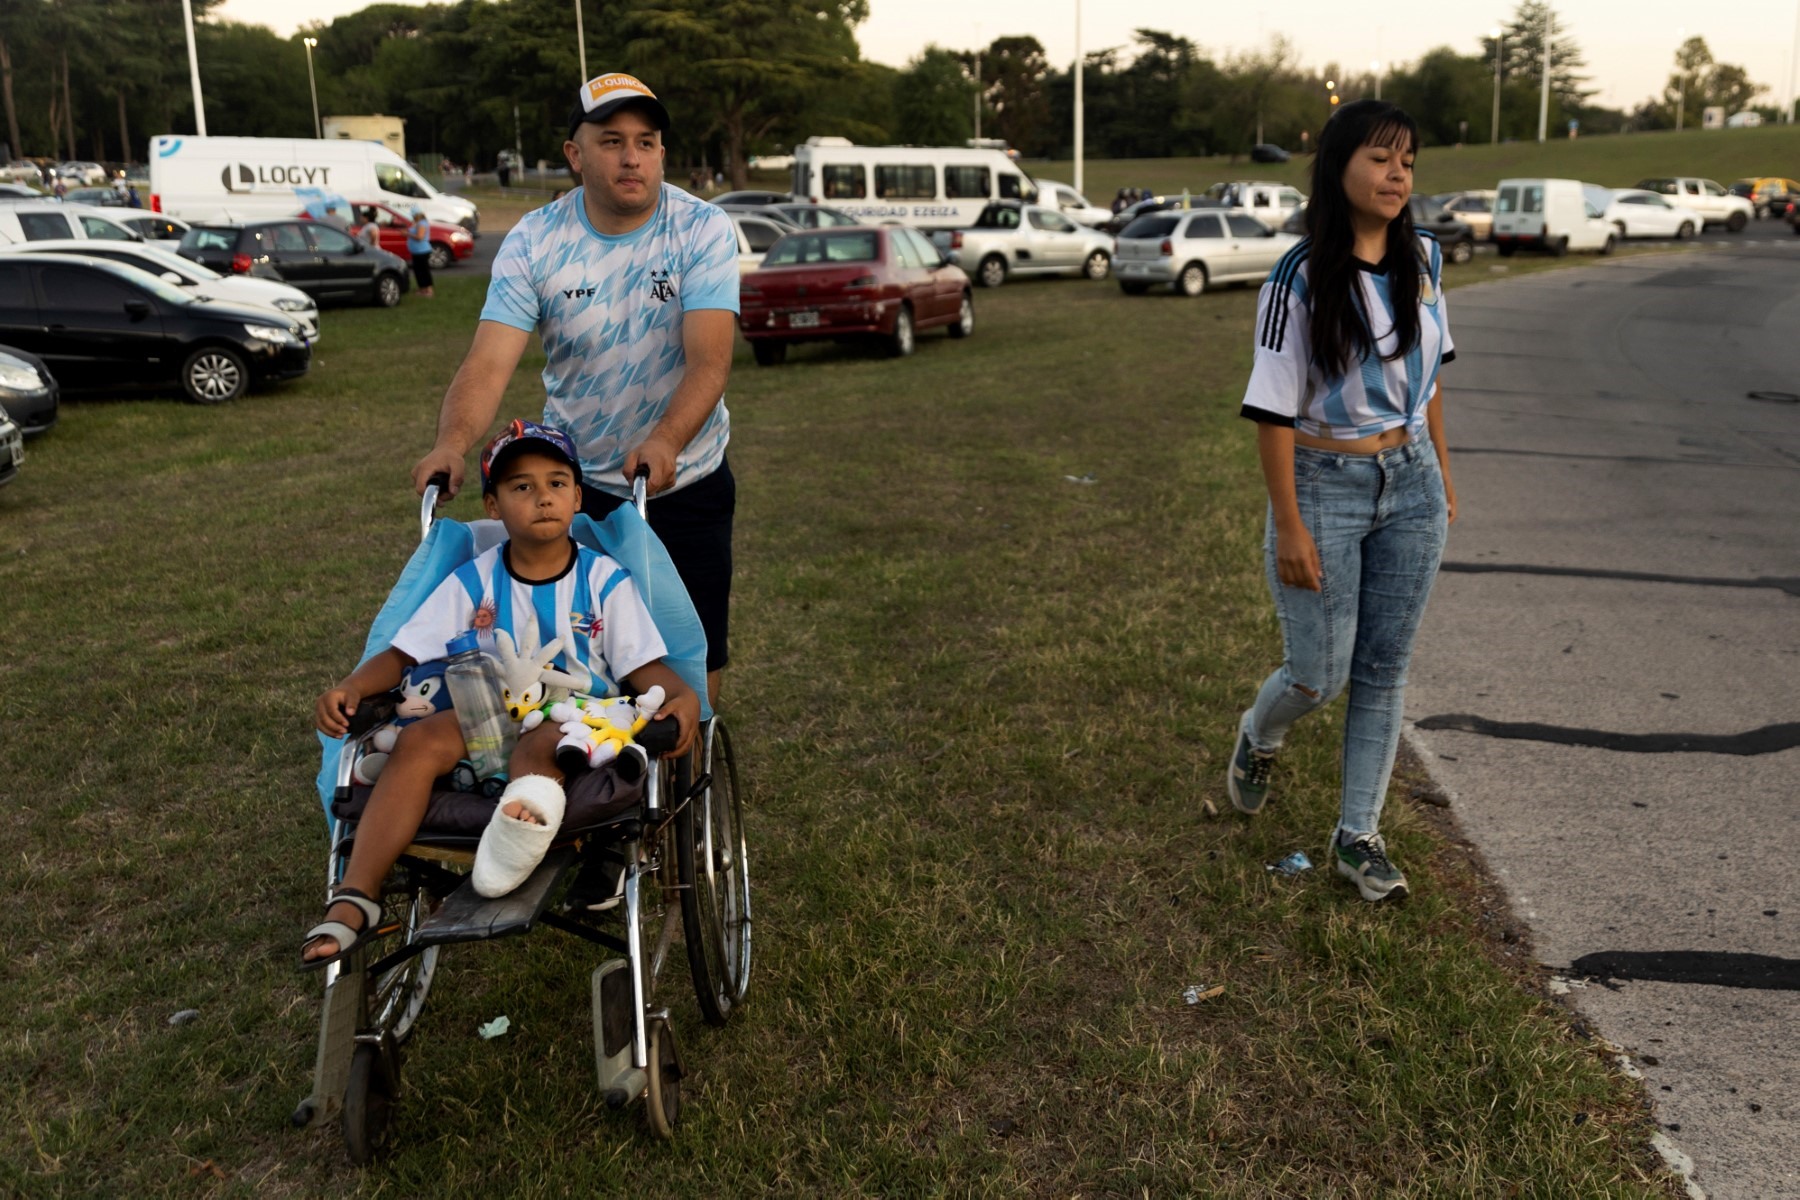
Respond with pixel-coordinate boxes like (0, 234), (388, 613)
(1119, 281), (1149, 295)
(1613, 220), (1628, 240)
(1676, 221), (1694, 240)
(1726, 211), (1747, 233)
(888, 305), (915, 357)
(1083, 250), (1111, 280)
(1548, 236), (1569, 258)
(1497, 242), (1516, 257)
(751, 340), (787, 367)
(1600, 233), (1616, 256)
(1178, 262), (1208, 296)
(373, 272), (403, 307)
(427, 243), (452, 270)
(977, 255), (1007, 288)
(947, 292), (974, 339)
(1448, 238), (1474, 265)
(181, 345), (248, 405)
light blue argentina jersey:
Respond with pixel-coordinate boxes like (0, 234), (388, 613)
(1239, 233), (1454, 440)
(481, 184), (740, 498)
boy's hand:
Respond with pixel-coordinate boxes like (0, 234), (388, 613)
(316, 685), (363, 738)
(655, 687), (701, 757)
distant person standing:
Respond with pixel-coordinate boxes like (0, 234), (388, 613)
(497, 151), (513, 189)
(323, 202), (350, 231)
(407, 207), (435, 298)
(1225, 100), (1457, 904)
(354, 206), (380, 248)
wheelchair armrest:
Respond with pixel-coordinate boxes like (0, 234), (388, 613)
(347, 691), (400, 739)
(637, 716), (680, 754)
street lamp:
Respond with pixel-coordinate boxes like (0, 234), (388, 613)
(303, 37), (320, 139)
(1327, 78), (1339, 108)
(1490, 26), (1503, 143)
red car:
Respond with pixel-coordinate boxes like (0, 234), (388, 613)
(349, 202), (475, 269)
(738, 226), (973, 365)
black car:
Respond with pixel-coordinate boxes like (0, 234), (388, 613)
(0, 253), (310, 404)
(711, 190), (798, 206)
(176, 219), (410, 308)
(1100, 196), (1225, 236)
(0, 343), (59, 434)
(1250, 143), (1291, 164)
(1408, 196), (1476, 264)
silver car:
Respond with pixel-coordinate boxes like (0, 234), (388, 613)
(0, 410), (23, 488)
(930, 201), (1115, 287)
(1114, 209), (1300, 296)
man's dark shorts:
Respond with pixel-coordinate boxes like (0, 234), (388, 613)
(580, 457), (734, 672)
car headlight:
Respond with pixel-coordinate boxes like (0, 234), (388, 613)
(452, 231), (472, 243)
(244, 323), (294, 343)
(272, 297), (309, 312)
(0, 363), (42, 390)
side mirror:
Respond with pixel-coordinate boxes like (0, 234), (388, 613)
(124, 299), (151, 320)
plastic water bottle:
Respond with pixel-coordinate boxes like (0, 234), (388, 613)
(443, 631), (513, 779)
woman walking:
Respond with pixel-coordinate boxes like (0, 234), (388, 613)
(406, 207), (435, 298)
(1227, 99), (1457, 903)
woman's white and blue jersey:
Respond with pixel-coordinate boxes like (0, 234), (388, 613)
(391, 541), (667, 698)
(480, 184), (740, 499)
(1240, 233), (1454, 440)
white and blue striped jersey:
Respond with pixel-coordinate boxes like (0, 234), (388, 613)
(1240, 233), (1454, 440)
(481, 184), (740, 499)
(391, 542), (667, 698)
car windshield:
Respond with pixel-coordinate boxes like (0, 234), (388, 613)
(1411, 197), (1447, 221)
(86, 258), (196, 306)
(973, 205), (1022, 230)
(1121, 215), (1181, 239)
(134, 245), (215, 280)
(181, 228), (238, 253)
(762, 230), (879, 265)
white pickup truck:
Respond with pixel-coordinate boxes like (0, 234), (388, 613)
(929, 201), (1116, 287)
(1632, 177), (1753, 231)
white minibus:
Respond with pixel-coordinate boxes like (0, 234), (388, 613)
(790, 141), (1033, 231)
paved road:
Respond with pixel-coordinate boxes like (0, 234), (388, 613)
(1407, 239), (1800, 1198)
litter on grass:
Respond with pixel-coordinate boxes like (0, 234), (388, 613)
(167, 1009), (200, 1027)
(1266, 850), (1313, 876)
(1062, 473), (1098, 485)
(477, 1015), (511, 1040)
(1183, 984), (1226, 1005)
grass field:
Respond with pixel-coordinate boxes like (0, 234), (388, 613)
(0, 253), (1686, 1194)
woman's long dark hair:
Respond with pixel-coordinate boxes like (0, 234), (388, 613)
(1303, 100), (1423, 374)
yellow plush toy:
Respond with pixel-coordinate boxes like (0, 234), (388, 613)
(549, 686), (665, 776)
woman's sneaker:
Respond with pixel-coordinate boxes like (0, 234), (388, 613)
(1227, 725), (1276, 814)
(1334, 832), (1409, 902)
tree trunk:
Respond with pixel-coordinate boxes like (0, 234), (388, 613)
(61, 50), (76, 161)
(724, 108), (747, 190)
(0, 38), (21, 162)
(118, 89), (131, 164)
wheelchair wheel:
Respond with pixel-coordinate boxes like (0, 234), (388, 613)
(342, 1042), (397, 1164)
(678, 718), (752, 1026)
(364, 872), (442, 1044)
(642, 1015), (681, 1139)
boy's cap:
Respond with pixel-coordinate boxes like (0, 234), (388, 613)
(569, 72), (670, 140)
(479, 419), (583, 493)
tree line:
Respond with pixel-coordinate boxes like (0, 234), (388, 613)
(0, 0), (1779, 188)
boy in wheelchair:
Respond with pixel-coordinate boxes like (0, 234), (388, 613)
(302, 421), (699, 970)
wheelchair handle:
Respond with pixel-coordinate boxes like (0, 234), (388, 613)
(637, 715), (679, 754)
(631, 462), (650, 519)
(420, 471), (451, 543)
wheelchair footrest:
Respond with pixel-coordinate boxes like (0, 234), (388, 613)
(414, 846), (577, 946)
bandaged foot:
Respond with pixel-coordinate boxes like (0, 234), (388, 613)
(472, 774), (566, 897)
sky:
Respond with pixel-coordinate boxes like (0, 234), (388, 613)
(212, 0), (1800, 114)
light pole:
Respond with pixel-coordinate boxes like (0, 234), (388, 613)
(1371, 60), (1382, 101)
(180, 0), (206, 135)
(303, 37), (320, 139)
(573, 0), (587, 84)
(1073, 0), (1084, 194)
(1675, 28), (1686, 131)
(1537, 6), (1552, 143)
(1490, 26), (1503, 143)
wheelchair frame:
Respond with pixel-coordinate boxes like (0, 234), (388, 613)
(291, 473), (751, 1159)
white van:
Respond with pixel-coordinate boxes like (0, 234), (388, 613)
(148, 135), (479, 233)
(790, 140), (1032, 231)
(1492, 178), (1615, 256)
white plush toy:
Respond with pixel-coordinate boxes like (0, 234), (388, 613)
(493, 629), (591, 727)
(549, 686), (666, 773)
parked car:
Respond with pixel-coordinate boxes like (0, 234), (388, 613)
(1206, 181), (1308, 228)
(0, 253), (310, 404)
(1408, 196), (1477, 264)
(1787, 199), (1800, 234)
(728, 212), (797, 274)
(176, 220), (410, 307)
(0, 202), (148, 245)
(1725, 177), (1800, 218)
(0, 343), (59, 435)
(64, 186), (125, 207)
(1596, 188), (1702, 240)
(1632, 178), (1752, 231)
(0, 160), (45, 187)
(1099, 194), (1221, 235)
(113, 213), (189, 241)
(4, 239), (321, 342)
(53, 161), (108, 186)
(928, 200), (1114, 287)
(1493, 178), (1615, 256)
(0, 183), (45, 201)
(1250, 143), (1291, 164)
(1027, 178), (1113, 227)
(747, 202), (863, 229)
(737, 225), (972, 365)
(712, 190), (797, 206)
(1114, 209), (1300, 296)
(346, 202), (476, 269)
(0, 410), (21, 487)
(1437, 190), (1496, 240)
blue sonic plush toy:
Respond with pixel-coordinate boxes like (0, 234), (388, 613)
(351, 660), (452, 784)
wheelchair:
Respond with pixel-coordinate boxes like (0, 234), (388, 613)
(291, 474), (751, 1160)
